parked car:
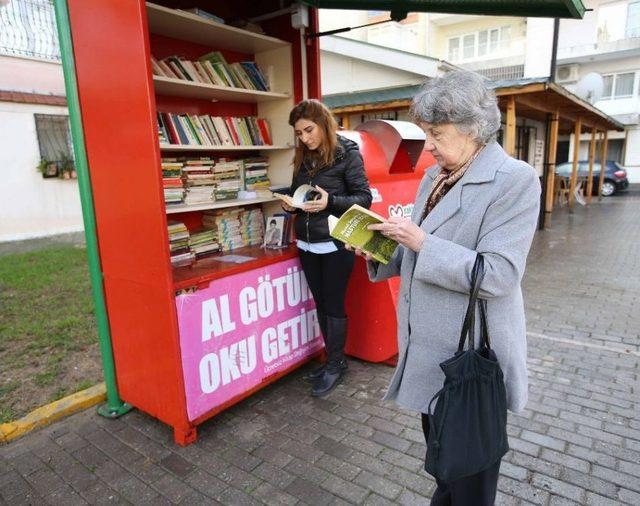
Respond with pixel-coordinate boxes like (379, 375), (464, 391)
(555, 161), (629, 197)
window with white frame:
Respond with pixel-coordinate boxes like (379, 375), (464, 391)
(597, 1), (627, 42)
(627, 0), (640, 38)
(601, 71), (637, 99)
(448, 38), (460, 60)
(447, 26), (511, 62)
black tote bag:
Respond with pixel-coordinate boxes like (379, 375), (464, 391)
(424, 254), (509, 482)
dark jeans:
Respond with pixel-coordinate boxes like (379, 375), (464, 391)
(421, 414), (501, 506)
(298, 247), (355, 318)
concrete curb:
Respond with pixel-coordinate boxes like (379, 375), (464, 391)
(0, 382), (106, 444)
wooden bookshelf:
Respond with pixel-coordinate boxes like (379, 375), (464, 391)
(146, 2), (290, 54)
(166, 196), (279, 214)
(153, 76), (290, 103)
(151, 2), (296, 279)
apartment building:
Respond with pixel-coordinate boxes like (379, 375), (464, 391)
(319, 5), (639, 180)
(556, 0), (640, 181)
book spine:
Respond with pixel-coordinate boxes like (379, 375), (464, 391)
(241, 62), (266, 91)
(169, 113), (189, 145)
(248, 117), (263, 145)
(191, 115), (212, 145)
(257, 119), (272, 145)
(213, 117), (233, 145)
(192, 61), (213, 84)
(231, 63), (254, 90)
(224, 117), (240, 145)
(161, 113), (180, 144)
(158, 59), (179, 79)
(180, 59), (203, 82)
(167, 57), (193, 81)
(200, 116), (216, 145)
(179, 115), (199, 145)
(251, 62), (270, 91)
(202, 61), (225, 87)
(185, 115), (204, 144)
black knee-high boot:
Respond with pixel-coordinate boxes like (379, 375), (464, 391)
(311, 316), (348, 397)
(304, 311), (328, 381)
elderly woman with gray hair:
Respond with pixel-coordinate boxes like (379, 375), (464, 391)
(354, 71), (540, 505)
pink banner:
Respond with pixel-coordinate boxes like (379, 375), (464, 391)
(175, 258), (322, 421)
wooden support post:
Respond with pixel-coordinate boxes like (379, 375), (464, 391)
(341, 115), (350, 130)
(586, 127), (596, 204)
(569, 117), (582, 211)
(598, 130), (609, 201)
(505, 96), (516, 157)
(544, 110), (560, 228)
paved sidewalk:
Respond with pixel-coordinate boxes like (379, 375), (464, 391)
(1, 190), (639, 505)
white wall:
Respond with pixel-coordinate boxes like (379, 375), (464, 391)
(318, 10), (370, 42)
(0, 102), (83, 241)
(558, 4), (599, 49)
(321, 51), (425, 95)
(524, 18), (555, 78)
(0, 55), (65, 95)
(624, 127), (640, 181)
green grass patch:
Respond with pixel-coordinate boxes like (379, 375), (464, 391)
(0, 245), (101, 422)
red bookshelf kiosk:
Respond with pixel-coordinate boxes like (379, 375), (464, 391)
(62, 0), (433, 444)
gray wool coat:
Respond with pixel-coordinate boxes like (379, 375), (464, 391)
(368, 141), (540, 414)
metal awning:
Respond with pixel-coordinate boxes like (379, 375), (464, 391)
(300, 0), (586, 19)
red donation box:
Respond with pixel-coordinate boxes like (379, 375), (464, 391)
(340, 120), (436, 363)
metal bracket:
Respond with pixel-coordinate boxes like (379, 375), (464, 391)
(305, 11), (407, 39)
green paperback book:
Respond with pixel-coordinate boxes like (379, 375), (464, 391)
(328, 204), (398, 264)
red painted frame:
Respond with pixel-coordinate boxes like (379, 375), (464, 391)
(67, 0), (323, 444)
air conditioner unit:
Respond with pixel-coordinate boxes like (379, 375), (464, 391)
(556, 64), (580, 83)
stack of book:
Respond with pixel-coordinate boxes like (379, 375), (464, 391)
(183, 158), (216, 205)
(151, 52), (270, 92)
(212, 159), (243, 201)
(167, 221), (195, 267)
(157, 112), (272, 147)
(189, 228), (220, 259)
(202, 209), (244, 251)
(243, 157), (271, 196)
(240, 208), (265, 247)
(161, 159), (185, 206)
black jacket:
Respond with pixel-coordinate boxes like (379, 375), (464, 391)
(289, 136), (372, 243)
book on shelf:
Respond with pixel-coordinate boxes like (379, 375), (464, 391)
(202, 207), (264, 252)
(328, 205), (398, 265)
(272, 184), (320, 209)
(161, 156), (278, 208)
(189, 228), (221, 259)
(157, 113), (272, 147)
(167, 221), (195, 267)
(152, 52), (270, 92)
(162, 159), (185, 205)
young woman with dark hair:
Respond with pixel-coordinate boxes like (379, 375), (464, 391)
(282, 99), (372, 397)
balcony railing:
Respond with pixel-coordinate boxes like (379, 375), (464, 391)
(477, 65), (525, 81)
(0, 0), (60, 61)
(558, 36), (640, 61)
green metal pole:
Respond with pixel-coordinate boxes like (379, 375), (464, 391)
(53, 0), (131, 418)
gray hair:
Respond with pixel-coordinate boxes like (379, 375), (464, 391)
(410, 71), (501, 144)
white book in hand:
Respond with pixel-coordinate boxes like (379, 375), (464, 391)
(272, 184), (320, 209)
